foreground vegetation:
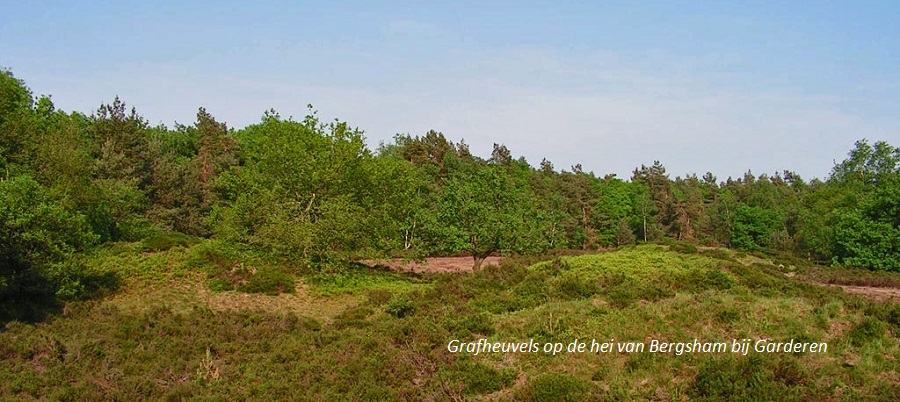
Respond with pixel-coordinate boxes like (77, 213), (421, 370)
(2, 244), (898, 401)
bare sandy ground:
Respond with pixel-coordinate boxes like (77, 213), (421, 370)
(831, 285), (900, 302)
(362, 256), (503, 273)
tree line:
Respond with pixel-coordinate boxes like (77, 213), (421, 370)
(1, 68), (898, 305)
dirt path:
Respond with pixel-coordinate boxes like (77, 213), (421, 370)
(363, 256), (503, 273)
(830, 285), (900, 302)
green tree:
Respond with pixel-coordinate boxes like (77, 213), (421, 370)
(148, 108), (238, 236)
(0, 175), (99, 320)
(594, 177), (635, 247)
(730, 204), (784, 252)
(212, 110), (390, 265)
(0, 69), (36, 174)
(87, 98), (154, 240)
(438, 166), (544, 269)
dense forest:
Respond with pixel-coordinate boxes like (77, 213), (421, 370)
(1, 68), (899, 314)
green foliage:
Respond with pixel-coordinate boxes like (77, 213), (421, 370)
(212, 110), (400, 263)
(847, 317), (886, 347)
(0, 175), (103, 317)
(386, 293), (415, 318)
(364, 288), (393, 306)
(309, 264), (424, 296)
(515, 372), (590, 402)
(0, 69), (35, 170)
(237, 267), (295, 295)
(594, 178), (637, 246)
(439, 355), (516, 396)
(437, 166), (546, 268)
(2, 245), (899, 400)
(445, 312), (495, 337)
(730, 204), (784, 252)
(670, 241), (699, 254)
(528, 246), (736, 306)
(187, 241), (294, 295)
(691, 355), (808, 401)
(141, 232), (201, 252)
(831, 175), (900, 270)
(146, 108), (238, 236)
(830, 139), (899, 186)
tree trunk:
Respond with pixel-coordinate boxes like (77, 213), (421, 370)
(473, 255), (485, 271)
(472, 249), (494, 271)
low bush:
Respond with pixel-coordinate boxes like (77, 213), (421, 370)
(140, 232), (200, 252)
(439, 356), (516, 396)
(670, 241), (699, 254)
(445, 312), (494, 337)
(691, 355), (810, 401)
(364, 289), (393, 306)
(847, 317), (886, 347)
(237, 266), (294, 295)
(386, 293), (415, 318)
(515, 372), (591, 402)
(700, 248), (736, 262)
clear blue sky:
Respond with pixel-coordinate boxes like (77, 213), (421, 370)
(3, 1), (898, 180)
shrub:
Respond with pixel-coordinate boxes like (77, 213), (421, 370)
(237, 266), (294, 295)
(682, 268), (736, 292)
(386, 293), (415, 318)
(334, 306), (373, 330)
(439, 356), (516, 396)
(515, 372), (590, 402)
(700, 248), (736, 262)
(140, 232), (200, 252)
(848, 317), (886, 347)
(513, 272), (551, 308)
(365, 289), (393, 306)
(446, 312), (494, 337)
(670, 242), (699, 254)
(691, 355), (808, 401)
(552, 273), (599, 300)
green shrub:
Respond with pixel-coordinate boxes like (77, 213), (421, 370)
(544, 258), (572, 275)
(140, 232), (200, 252)
(192, 242), (294, 295)
(691, 355), (809, 401)
(682, 268), (736, 291)
(700, 248), (736, 262)
(552, 273), (599, 300)
(237, 266), (294, 295)
(365, 289), (393, 306)
(45, 260), (120, 301)
(334, 306), (373, 329)
(513, 272), (551, 308)
(439, 356), (516, 396)
(598, 273), (673, 307)
(446, 312), (494, 337)
(670, 242), (699, 254)
(309, 265), (422, 295)
(386, 293), (415, 318)
(848, 317), (886, 346)
(116, 217), (156, 242)
(515, 372), (590, 402)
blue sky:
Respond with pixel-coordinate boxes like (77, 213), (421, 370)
(2, 1), (898, 180)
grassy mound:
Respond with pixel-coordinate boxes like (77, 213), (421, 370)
(1, 244), (898, 400)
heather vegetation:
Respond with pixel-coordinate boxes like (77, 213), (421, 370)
(1, 69), (899, 400)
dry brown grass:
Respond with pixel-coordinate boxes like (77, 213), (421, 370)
(106, 274), (359, 322)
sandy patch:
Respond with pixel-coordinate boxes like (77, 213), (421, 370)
(362, 256), (503, 273)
